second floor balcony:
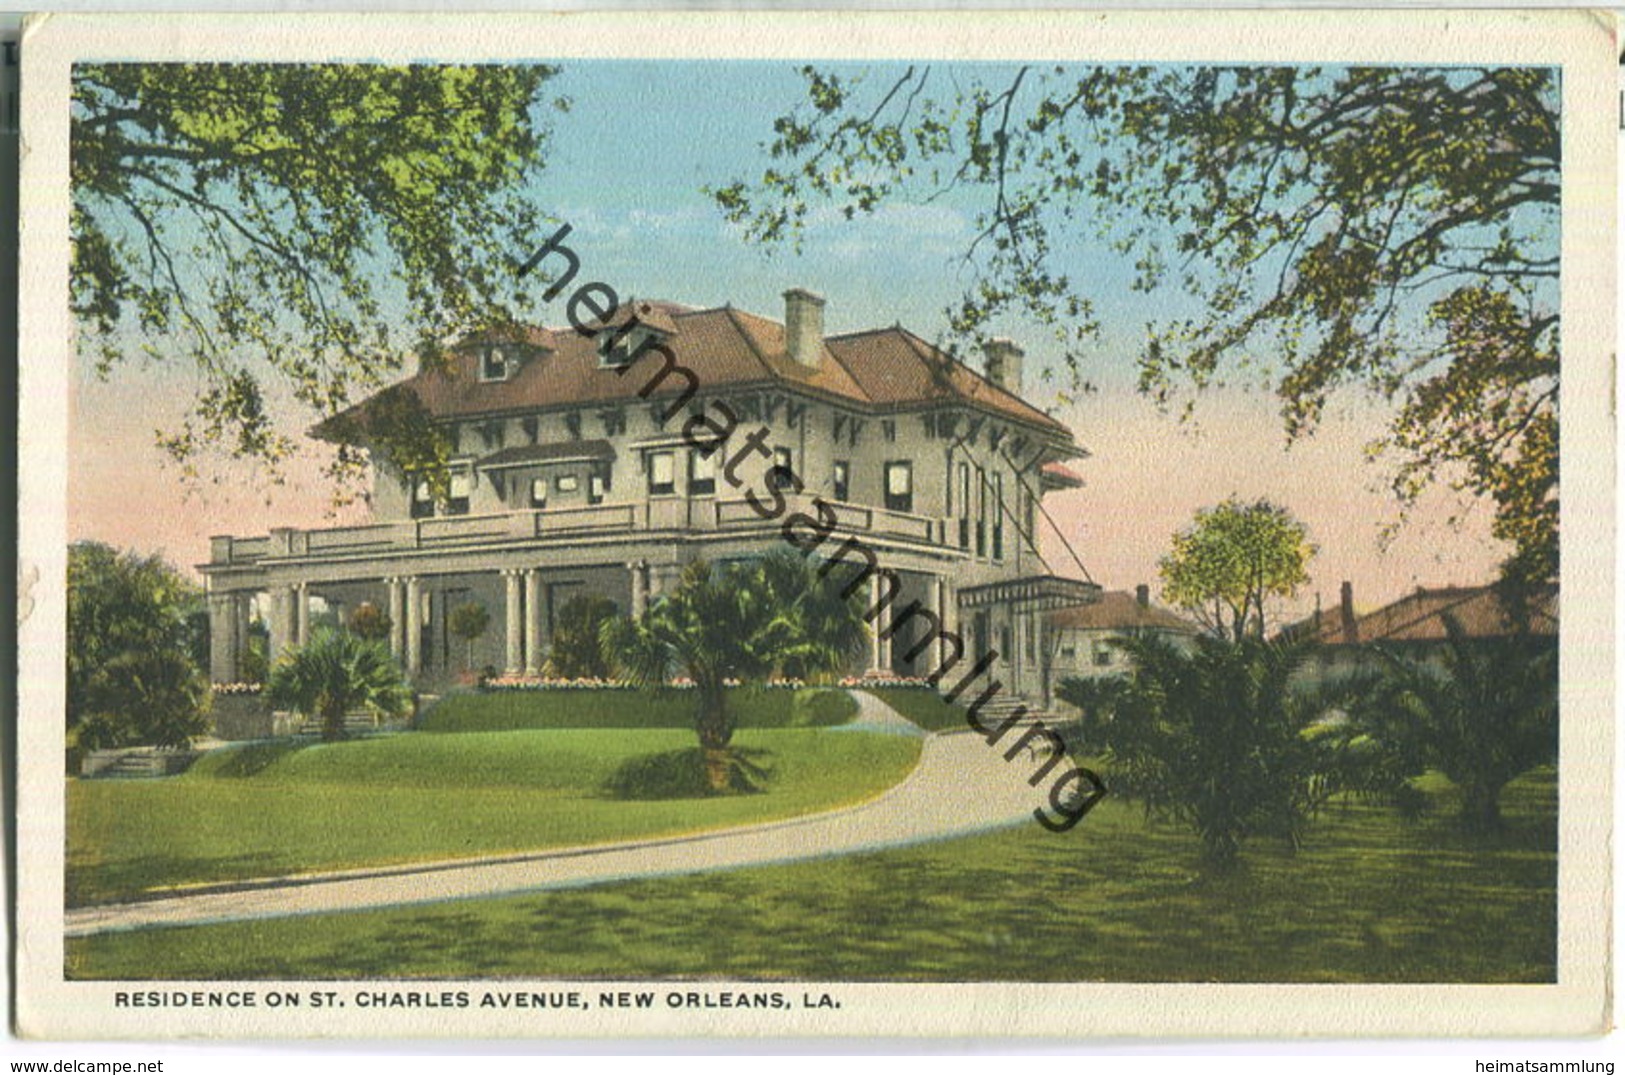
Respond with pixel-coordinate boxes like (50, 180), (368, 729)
(207, 494), (951, 569)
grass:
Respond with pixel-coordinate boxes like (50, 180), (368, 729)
(66, 727), (918, 908)
(419, 687), (857, 733)
(861, 687), (967, 731)
(66, 767), (1555, 983)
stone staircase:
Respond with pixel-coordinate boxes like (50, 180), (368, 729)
(293, 710), (403, 738)
(958, 691), (1058, 729)
(82, 748), (198, 779)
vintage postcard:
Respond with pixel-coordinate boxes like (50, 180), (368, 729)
(14, 9), (1615, 1040)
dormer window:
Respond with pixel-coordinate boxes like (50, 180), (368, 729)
(480, 345), (510, 383)
(598, 325), (669, 369)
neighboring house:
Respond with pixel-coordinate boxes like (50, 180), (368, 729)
(1046, 584), (1200, 696)
(1297, 580), (1559, 681)
(200, 289), (1100, 691)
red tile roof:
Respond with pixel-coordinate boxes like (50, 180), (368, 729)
(1047, 591), (1198, 633)
(1314, 584), (1558, 645)
(315, 303), (1073, 442)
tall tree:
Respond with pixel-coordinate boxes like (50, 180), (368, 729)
(67, 541), (210, 751)
(1159, 497), (1315, 641)
(714, 65), (1559, 583)
(71, 63), (566, 495)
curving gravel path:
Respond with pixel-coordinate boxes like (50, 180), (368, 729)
(66, 696), (1043, 937)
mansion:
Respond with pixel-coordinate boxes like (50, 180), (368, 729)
(200, 289), (1101, 702)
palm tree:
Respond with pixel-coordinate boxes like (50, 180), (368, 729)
(602, 551), (866, 793)
(1353, 615), (1557, 832)
(1092, 633), (1340, 871)
(267, 628), (413, 742)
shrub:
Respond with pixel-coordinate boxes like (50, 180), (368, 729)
(348, 602), (392, 642)
(602, 747), (771, 800)
(1093, 634), (1361, 872)
(791, 688), (858, 727)
(550, 595), (619, 679)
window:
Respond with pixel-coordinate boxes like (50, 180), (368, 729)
(884, 461), (913, 513)
(975, 466), (987, 557)
(530, 478), (548, 509)
(768, 447), (796, 491)
(597, 329), (638, 368)
(1000, 624), (1012, 658)
(411, 477), (435, 519)
(480, 346), (507, 382)
(648, 451), (676, 496)
(833, 460), (849, 503)
(958, 462), (971, 549)
(447, 463), (473, 515)
(556, 474), (580, 494)
(688, 449), (717, 496)
(589, 472), (608, 505)
(1093, 644), (1113, 667)
(1060, 646), (1077, 661)
(992, 472), (1005, 560)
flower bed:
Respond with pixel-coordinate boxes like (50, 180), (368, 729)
(840, 673), (934, 689)
(482, 675), (811, 692)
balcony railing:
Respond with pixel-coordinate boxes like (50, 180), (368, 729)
(208, 496), (944, 567)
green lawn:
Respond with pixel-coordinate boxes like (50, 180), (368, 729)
(419, 687), (856, 733)
(861, 687), (967, 731)
(66, 767), (1555, 983)
(67, 726), (918, 908)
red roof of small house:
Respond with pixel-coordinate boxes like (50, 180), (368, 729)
(1047, 591), (1199, 634)
(1313, 584), (1558, 645)
(313, 302), (1074, 443)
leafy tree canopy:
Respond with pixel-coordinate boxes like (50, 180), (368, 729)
(1159, 497), (1315, 641)
(71, 63), (567, 497)
(714, 64), (1559, 582)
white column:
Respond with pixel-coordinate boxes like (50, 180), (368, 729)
(387, 578), (405, 659)
(1033, 610), (1048, 708)
(1012, 606), (1025, 696)
(927, 575), (946, 675)
(629, 560), (648, 618)
(524, 569), (544, 675)
(504, 570), (524, 675)
(294, 583), (310, 647)
(207, 592), (235, 683)
(268, 586), (294, 666)
(404, 577), (423, 676)
(233, 594), (251, 680)
(867, 571), (894, 675)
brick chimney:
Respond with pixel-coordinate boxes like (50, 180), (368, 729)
(1339, 580), (1359, 644)
(984, 339), (1025, 396)
(1135, 583), (1150, 609)
(783, 288), (825, 369)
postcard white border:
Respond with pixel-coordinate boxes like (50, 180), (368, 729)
(15, 8), (1616, 1040)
